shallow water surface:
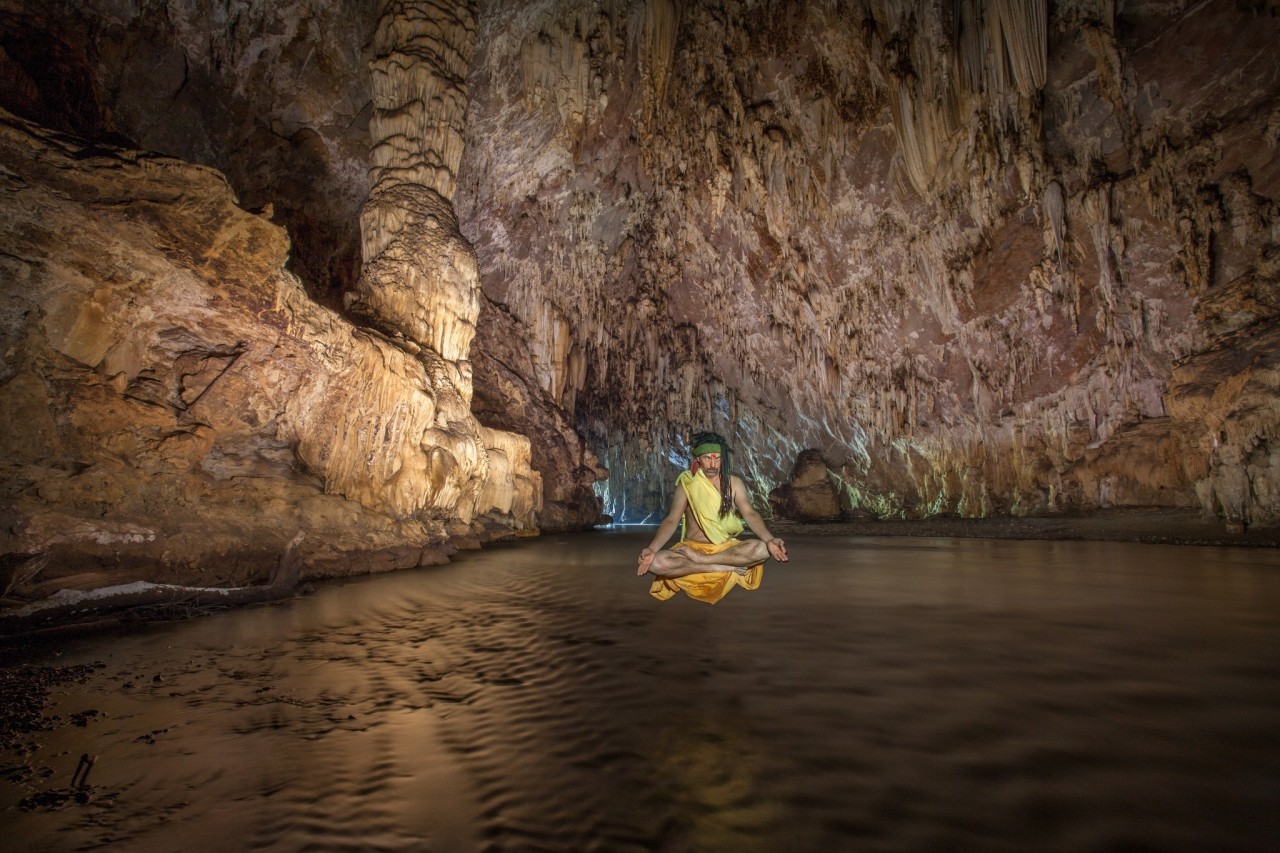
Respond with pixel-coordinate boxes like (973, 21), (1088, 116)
(4, 531), (1280, 851)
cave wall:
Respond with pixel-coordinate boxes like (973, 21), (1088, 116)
(0, 106), (542, 599)
(0, 0), (562, 601)
(456, 0), (1280, 524)
(1, 0), (378, 307)
(1, 0), (1279, 602)
(0, 0), (607, 544)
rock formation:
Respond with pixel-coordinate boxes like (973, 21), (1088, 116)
(770, 450), (843, 523)
(455, 0), (1280, 526)
(346, 1), (481, 393)
(0, 106), (537, 601)
(1, 0), (1279, 612)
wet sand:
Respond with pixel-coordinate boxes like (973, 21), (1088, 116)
(2, 529), (1279, 851)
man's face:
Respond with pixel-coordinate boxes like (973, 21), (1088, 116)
(697, 452), (722, 477)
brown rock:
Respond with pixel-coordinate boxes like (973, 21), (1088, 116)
(0, 107), (540, 603)
(770, 450), (842, 523)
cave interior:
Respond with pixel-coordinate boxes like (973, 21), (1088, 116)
(1, 0), (1279, 599)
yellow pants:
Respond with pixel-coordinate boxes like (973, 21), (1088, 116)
(649, 538), (764, 604)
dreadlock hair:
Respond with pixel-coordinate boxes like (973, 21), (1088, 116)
(689, 430), (736, 518)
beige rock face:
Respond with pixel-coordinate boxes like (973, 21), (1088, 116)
(338, 1), (607, 528)
(347, 1), (481, 387)
(0, 108), (537, 598)
(471, 298), (609, 531)
(0, 0), (380, 308)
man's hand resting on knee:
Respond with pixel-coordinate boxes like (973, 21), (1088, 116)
(637, 547), (656, 576)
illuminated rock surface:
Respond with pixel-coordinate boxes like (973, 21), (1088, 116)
(1, 0), (1279, 610)
(0, 108), (536, 599)
(347, 1), (481, 386)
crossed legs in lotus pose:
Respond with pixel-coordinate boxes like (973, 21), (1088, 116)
(642, 539), (769, 578)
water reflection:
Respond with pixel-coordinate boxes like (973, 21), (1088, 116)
(3, 532), (1279, 851)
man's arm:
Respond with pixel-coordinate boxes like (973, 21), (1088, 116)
(732, 475), (789, 562)
(637, 488), (688, 575)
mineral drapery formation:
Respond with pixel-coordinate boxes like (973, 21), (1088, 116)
(347, 0), (481, 391)
(456, 0), (1280, 526)
(343, 0), (606, 530)
(1, 0), (1279, 609)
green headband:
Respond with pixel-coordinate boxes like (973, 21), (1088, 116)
(692, 442), (722, 456)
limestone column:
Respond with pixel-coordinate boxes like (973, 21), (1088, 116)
(346, 0), (480, 401)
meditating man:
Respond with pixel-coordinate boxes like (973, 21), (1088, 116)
(637, 431), (788, 603)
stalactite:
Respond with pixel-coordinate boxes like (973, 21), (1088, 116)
(642, 0), (678, 107)
(873, 0), (1046, 196)
(1043, 179), (1066, 269)
(450, 0), (1280, 526)
(1084, 180), (1119, 331)
(991, 0), (1047, 97)
(369, 0), (477, 201)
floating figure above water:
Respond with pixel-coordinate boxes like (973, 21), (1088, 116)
(636, 431), (789, 603)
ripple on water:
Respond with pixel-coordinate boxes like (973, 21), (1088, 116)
(2, 532), (1279, 851)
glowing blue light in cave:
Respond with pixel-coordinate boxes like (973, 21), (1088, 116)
(594, 479), (614, 516)
(594, 448), (674, 524)
(596, 479), (657, 525)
